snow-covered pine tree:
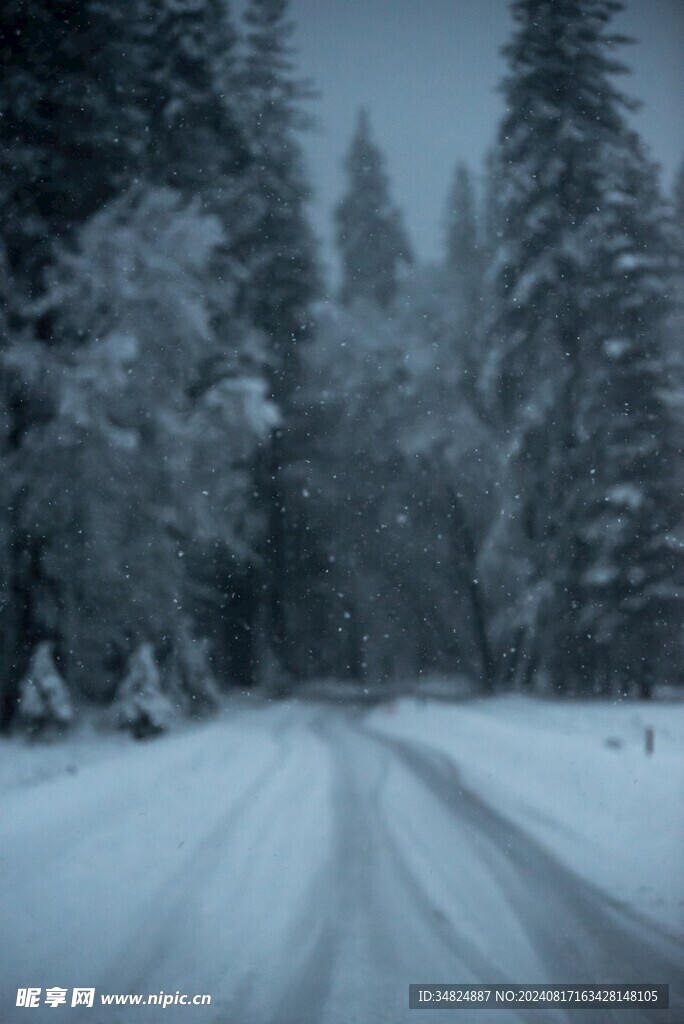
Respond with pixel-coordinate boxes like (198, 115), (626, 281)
(116, 643), (174, 739)
(483, 0), (629, 420)
(16, 642), (74, 738)
(335, 108), (413, 311)
(572, 140), (684, 697)
(483, 0), (682, 695)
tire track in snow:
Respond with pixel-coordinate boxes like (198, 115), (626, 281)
(112, 707), (336, 1024)
(306, 713), (552, 1024)
(369, 728), (684, 1024)
(3, 703), (682, 1024)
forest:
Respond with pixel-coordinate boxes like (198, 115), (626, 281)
(1, 0), (683, 739)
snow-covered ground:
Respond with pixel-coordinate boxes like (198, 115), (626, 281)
(367, 693), (684, 939)
(1, 694), (682, 1024)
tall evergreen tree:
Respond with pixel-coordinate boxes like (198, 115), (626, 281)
(235, 0), (320, 684)
(126, 0), (247, 200)
(236, 0), (318, 396)
(483, 0), (682, 695)
(0, 0), (247, 301)
(573, 141), (682, 696)
(0, 0), (142, 300)
(0, 0), (137, 725)
(335, 108), (412, 310)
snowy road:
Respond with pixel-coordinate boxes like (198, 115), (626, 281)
(1, 701), (682, 1023)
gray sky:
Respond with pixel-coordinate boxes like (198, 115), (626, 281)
(279, 0), (684, 276)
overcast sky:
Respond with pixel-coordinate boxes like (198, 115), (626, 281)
(274, 0), (684, 276)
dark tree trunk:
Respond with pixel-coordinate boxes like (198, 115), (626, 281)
(638, 679), (653, 700)
(448, 489), (496, 694)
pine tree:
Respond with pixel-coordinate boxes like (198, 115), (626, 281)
(335, 108), (412, 310)
(236, 0), (318, 397)
(116, 643), (174, 738)
(0, 0), (247, 299)
(0, 0), (142, 299)
(483, 0), (632, 419)
(573, 141), (683, 697)
(16, 642), (74, 738)
(234, 0), (320, 684)
(483, 0), (682, 695)
(125, 0), (246, 200)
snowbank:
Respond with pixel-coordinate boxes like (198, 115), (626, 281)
(367, 694), (684, 938)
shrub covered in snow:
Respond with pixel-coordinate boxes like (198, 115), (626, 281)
(115, 643), (175, 739)
(16, 642), (74, 738)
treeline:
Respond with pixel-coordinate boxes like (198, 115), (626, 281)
(314, 0), (684, 699)
(0, 0), (316, 730)
(1, 0), (683, 735)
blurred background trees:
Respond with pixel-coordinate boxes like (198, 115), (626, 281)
(0, 0), (681, 731)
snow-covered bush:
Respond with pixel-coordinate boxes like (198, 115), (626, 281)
(16, 642), (74, 739)
(115, 643), (175, 740)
